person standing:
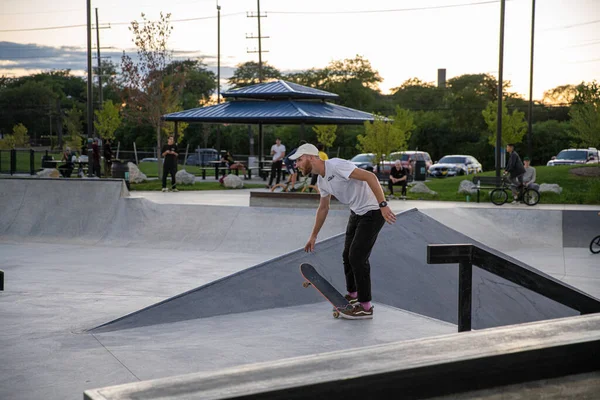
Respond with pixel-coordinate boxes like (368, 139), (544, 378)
(388, 160), (408, 199)
(523, 157), (537, 190)
(91, 138), (101, 178)
(103, 138), (113, 178)
(290, 144), (396, 320)
(268, 138), (286, 188)
(161, 136), (179, 192)
(504, 143), (526, 204)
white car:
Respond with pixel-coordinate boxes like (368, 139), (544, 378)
(428, 155), (482, 177)
(546, 148), (599, 166)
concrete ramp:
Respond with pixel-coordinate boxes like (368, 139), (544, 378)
(92, 209), (582, 333)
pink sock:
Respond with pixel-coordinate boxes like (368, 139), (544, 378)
(360, 301), (372, 311)
(348, 292), (357, 298)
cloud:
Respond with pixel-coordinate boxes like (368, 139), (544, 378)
(0, 41), (238, 80)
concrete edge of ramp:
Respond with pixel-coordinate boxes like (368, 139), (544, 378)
(84, 313), (600, 400)
(89, 208), (595, 333)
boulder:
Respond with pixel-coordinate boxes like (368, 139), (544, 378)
(127, 162), (147, 183)
(538, 183), (562, 195)
(223, 174), (244, 189)
(409, 182), (437, 196)
(176, 169), (196, 185)
(37, 168), (60, 178)
(458, 180), (479, 195)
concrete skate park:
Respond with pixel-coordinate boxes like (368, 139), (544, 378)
(1, 177), (600, 399)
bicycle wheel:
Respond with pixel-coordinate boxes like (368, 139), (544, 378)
(590, 235), (600, 254)
(522, 189), (540, 206)
(490, 189), (508, 206)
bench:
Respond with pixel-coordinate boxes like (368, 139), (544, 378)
(471, 176), (503, 203)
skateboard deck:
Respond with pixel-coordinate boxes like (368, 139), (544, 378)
(300, 263), (351, 318)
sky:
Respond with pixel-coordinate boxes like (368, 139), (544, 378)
(0, 0), (599, 100)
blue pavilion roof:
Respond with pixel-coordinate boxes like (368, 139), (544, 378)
(162, 99), (376, 125)
(222, 80), (339, 100)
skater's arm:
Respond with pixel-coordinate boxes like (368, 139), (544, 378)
(305, 195), (330, 252)
(349, 168), (397, 224)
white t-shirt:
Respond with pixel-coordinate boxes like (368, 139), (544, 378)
(271, 144), (286, 162)
(317, 158), (379, 215)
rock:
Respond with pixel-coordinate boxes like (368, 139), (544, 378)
(409, 182), (437, 195)
(176, 169), (196, 185)
(223, 174), (244, 189)
(458, 180), (479, 195)
(127, 162), (147, 183)
(538, 183), (562, 195)
(37, 168), (60, 178)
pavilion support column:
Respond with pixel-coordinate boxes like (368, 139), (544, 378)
(300, 123), (305, 141)
(248, 125), (255, 156)
(259, 123), (264, 162)
(174, 122), (178, 142)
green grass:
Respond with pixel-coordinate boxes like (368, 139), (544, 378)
(407, 165), (600, 205)
(130, 180), (265, 191)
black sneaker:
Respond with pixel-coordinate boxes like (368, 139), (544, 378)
(339, 304), (373, 320)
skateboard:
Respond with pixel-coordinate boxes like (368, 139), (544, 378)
(300, 263), (352, 319)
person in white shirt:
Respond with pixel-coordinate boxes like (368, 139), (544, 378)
(268, 138), (286, 188)
(290, 144), (396, 320)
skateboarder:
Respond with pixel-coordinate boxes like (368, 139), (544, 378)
(290, 144), (396, 320)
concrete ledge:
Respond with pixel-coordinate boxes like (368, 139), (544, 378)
(84, 314), (600, 400)
(250, 191), (348, 209)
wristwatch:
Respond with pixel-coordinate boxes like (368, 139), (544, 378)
(378, 201), (388, 208)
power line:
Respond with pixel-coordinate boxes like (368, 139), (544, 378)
(0, 12), (245, 33)
(268, 0), (503, 15)
(0, 8), (81, 16)
(542, 19), (600, 31)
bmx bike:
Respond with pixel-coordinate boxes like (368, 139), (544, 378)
(590, 212), (600, 254)
(270, 174), (319, 193)
(489, 176), (540, 206)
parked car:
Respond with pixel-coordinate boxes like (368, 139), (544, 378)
(428, 155), (482, 177)
(186, 148), (220, 166)
(546, 148), (599, 166)
(349, 153), (376, 170)
(377, 151), (433, 176)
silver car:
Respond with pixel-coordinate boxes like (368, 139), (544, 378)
(547, 148), (599, 166)
(428, 155), (482, 177)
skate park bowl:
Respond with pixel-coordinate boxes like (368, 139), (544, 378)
(0, 177), (599, 399)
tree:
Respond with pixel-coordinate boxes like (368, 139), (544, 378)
(543, 84), (578, 105)
(64, 106), (84, 151)
(121, 12), (185, 175)
(569, 81), (600, 148)
(94, 100), (122, 141)
(0, 123), (30, 149)
(390, 78), (445, 111)
(482, 101), (527, 147)
(227, 61), (281, 89)
(357, 107), (414, 164)
(312, 125), (337, 150)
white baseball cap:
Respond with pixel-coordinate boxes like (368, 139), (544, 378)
(288, 143), (319, 160)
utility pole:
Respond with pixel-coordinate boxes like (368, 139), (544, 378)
(216, 1), (221, 154)
(247, 0), (268, 162)
(86, 0), (93, 176)
(95, 8), (103, 108)
(527, 0), (536, 159)
(495, 0), (506, 178)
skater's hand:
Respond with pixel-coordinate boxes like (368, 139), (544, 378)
(381, 205), (396, 224)
(304, 235), (317, 252)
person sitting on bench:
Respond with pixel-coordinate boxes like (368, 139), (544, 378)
(58, 147), (76, 178)
(388, 160), (407, 199)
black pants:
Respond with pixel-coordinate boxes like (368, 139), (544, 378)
(58, 163), (73, 178)
(91, 160), (101, 178)
(388, 179), (407, 196)
(268, 160), (283, 186)
(162, 163), (177, 189)
(342, 209), (386, 303)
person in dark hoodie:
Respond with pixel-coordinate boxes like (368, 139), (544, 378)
(504, 143), (526, 204)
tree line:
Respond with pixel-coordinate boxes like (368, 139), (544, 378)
(0, 13), (598, 170)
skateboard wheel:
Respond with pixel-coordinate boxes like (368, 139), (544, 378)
(333, 311), (340, 319)
(302, 281), (311, 288)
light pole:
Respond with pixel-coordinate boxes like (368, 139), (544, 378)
(216, 0), (221, 153)
(527, 0), (536, 159)
(495, 0), (506, 178)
